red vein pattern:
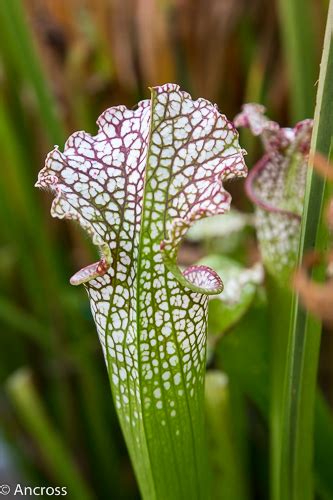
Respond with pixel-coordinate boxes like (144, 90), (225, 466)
(36, 84), (246, 498)
(235, 103), (312, 281)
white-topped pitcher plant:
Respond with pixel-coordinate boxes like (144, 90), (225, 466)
(35, 84), (247, 499)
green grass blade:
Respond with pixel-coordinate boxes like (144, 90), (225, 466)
(0, 296), (47, 346)
(215, 297), (333, 499)
(277, 0), (317, 120)
(6, 369), (95, 500)
(268, 278), (293, 500)
(205, 371), (249, 500)
(280, 2), (333, 499)
(0, 0), (65, 145)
